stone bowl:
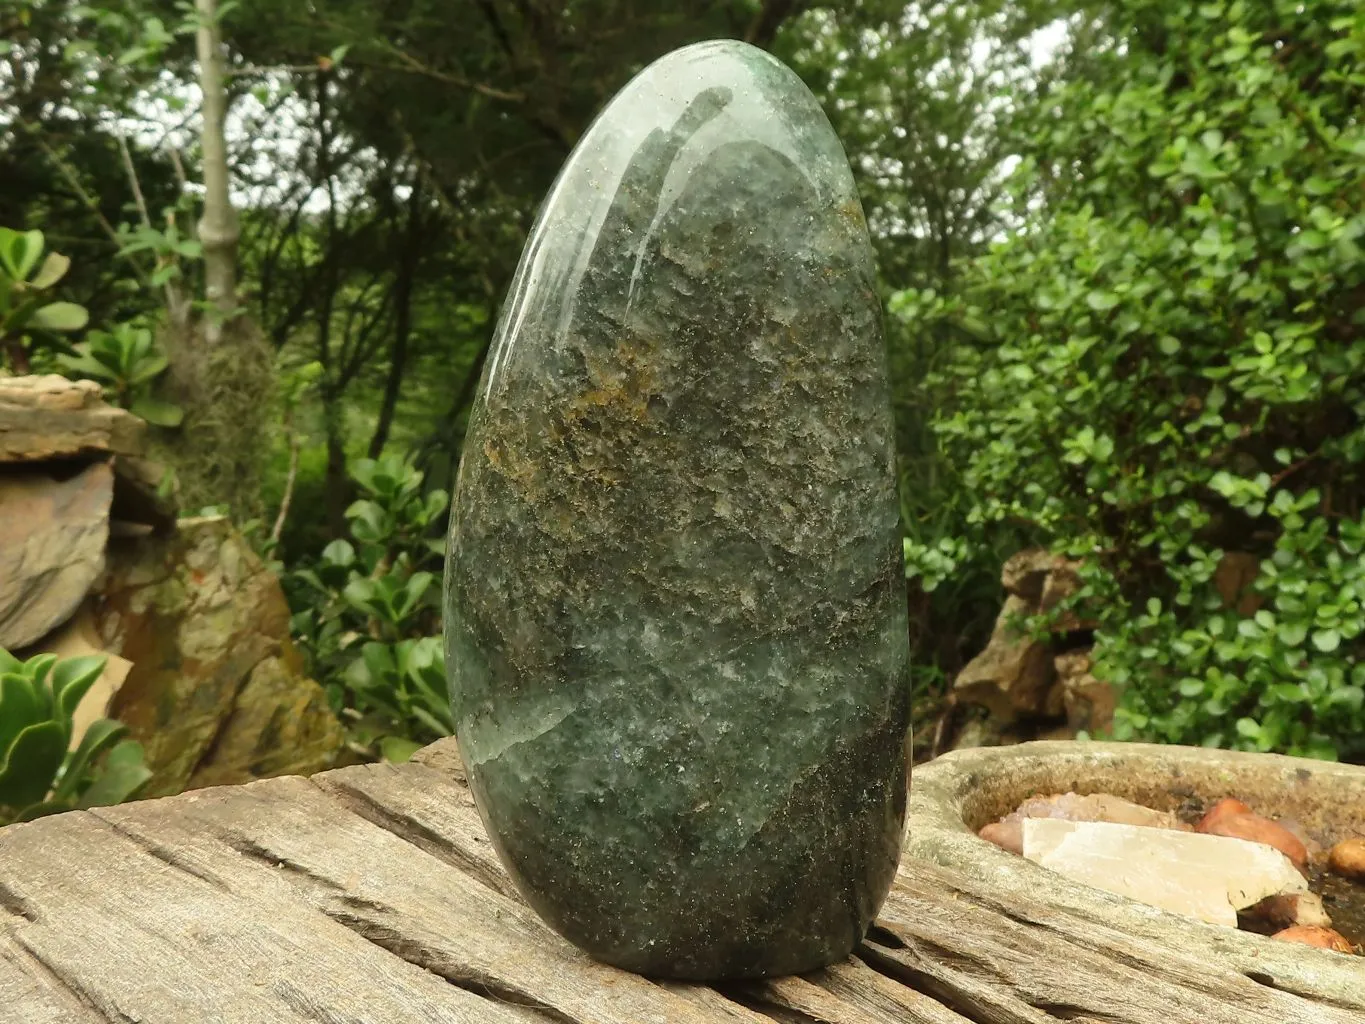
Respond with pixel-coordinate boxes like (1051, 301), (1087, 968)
(905, 741), (1365, 1008)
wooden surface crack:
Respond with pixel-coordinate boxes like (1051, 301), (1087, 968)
(0, 881), (37, 923)
(1239, 971), (1364, 1015)
(6, 936), (131, 1023)
(320, 909), (573, 1023)
(222, 828), (350, 892)
(857, 940), (1057, 1024)
(715, 986), (826, 1024)
(313, 766), (525, 901)
(90, 810), (235, 893)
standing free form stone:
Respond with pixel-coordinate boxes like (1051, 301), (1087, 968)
(445, 39), (910, 980)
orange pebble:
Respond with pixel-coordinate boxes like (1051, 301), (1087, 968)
(1196, 797), (1251, 830)
(978, 821), (1023, 855)
(1328, 838), (1365, 880)
(1197, 808), (1307, 871)
(1272, 926), (1355, 953)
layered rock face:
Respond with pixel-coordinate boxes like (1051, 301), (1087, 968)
(97, 516), (345, 797)
(445, 40), (910, 979)
(0, 374), (342, 794)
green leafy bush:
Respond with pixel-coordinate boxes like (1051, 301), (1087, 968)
(0, 648), (152, 825)
(57, 320), (183, 426)
(898, 0), (1365, 759)
(288, 453), (451, 761)
(0, 227), (89, 372)
(885, 298), (1030, 735)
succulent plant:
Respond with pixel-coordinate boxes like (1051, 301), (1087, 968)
(0, 647), (152, 826)
(0, 227), (89, 373)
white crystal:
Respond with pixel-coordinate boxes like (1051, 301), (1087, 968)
(1023, 818), (1307, 927)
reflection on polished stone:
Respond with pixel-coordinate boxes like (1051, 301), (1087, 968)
(445, 38), (910, 980)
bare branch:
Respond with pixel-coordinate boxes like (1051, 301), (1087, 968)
(118, 133), (191, 326)
(376, 45), (525, 103)
(31, 132), (151, 286)
(167, 147), (190, 194)
(270, 414), (300, 545)
(116, 134), (153, 228)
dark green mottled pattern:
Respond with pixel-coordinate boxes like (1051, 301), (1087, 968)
(445, 40), (909, 980)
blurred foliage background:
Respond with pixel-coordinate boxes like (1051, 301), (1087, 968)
(3, 0), (1361, 761)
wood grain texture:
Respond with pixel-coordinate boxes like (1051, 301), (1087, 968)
(0, 738), (1358, 1024)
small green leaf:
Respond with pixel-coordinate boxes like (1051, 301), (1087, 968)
(0, 721), (66, 810)
(117, 44), (152, 65)
(128, 351), (169, 385)
(56, 349), (117, 381)
(1277, 621), (1308, 646)
(130, 397), (184, 428)
(74, 740), (152, 809)
(1311, 628), (1342, 653)
(320, 539), (357, 567)
(52, 718), (126, 804)
(150, 264), (180, 287)
(360, 642), (397, 682)
(343, 577), (379, 614)
(1294, 229), (1328, 251)
(51, 655), (107, 722)
(1269, 683), (1305, 703)
(29, 251), (70, 290)
(6, 229), (44, 281)
(1178, 678), (1205, 698)
(0, 673), (45, 757)
(405, 572), (434, 604)
(410, 705), (453, 737)
(28, 301), (89, 332)
(25, 654), (58, 689)
(378, 735), (422, 763)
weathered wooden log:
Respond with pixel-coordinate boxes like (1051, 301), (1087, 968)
(0, 739), (1358, 1023)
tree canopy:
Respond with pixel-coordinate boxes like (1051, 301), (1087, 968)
(7, 0), (1360, 762)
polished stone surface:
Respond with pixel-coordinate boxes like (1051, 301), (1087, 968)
(444, 39), (909, 980)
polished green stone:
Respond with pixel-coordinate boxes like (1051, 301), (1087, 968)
(444, 39), (910, 981)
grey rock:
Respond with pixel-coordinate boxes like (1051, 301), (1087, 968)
(0, 460), (113, 650)
(0, 375), (144, 463)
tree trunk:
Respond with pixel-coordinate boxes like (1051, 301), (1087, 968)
(314, 75), (348, 538)
(322, 401), (349, 540)
(369, 177), (424, 459)
(151, 0), (269, 518)
(5, 340), (31, 374)
(195, 0), (240, 342)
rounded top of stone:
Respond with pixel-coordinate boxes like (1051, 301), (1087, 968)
(481, 37), (867, 404)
